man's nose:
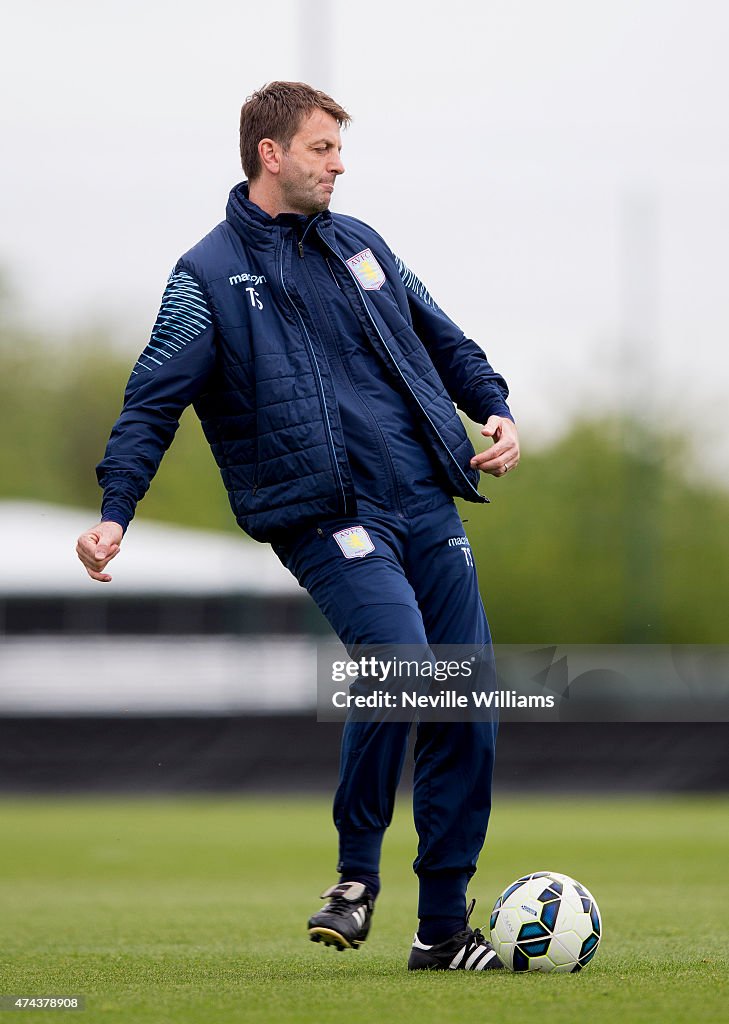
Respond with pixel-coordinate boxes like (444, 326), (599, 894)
(330, 154), (345, 175)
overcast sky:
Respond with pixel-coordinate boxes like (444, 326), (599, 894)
(3, 0), (728, 466)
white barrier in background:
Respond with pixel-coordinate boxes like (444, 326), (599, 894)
(0, 637), (318, 713)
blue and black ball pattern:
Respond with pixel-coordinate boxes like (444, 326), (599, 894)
(506, 875), (601, 973)
(489, 872), (553, 932)
(509, 878), (564, 971)
(571, 882), (602, 972)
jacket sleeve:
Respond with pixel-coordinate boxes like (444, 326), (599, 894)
(96, 267), (217, 532)
(392, 255), (513, 425)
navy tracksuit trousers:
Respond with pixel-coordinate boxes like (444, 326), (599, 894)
(274, 501), (497, 922)
(273, 223), (497, 926)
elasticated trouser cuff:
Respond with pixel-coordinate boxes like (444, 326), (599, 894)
(417, 869), (470, 921)
(337, 828), (386, 876)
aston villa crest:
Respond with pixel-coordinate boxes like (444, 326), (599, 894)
(332, 526), (375, 559)
(345, 248), (386, 291)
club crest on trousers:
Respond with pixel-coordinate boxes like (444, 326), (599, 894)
(333, 526), (375, 559)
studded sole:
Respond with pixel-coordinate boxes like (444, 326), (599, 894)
(308, 927), (362, 950)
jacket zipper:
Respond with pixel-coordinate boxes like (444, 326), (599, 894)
(320, 236), (486, 503)
(325, 257), (342, 289)
(297, 218), (320, 258)
(299, 249), (405, 515)
(278, 239), (348, 514)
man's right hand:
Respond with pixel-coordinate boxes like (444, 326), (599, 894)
(76, 521), (124, 583)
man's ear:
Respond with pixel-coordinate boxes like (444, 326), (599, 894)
(258, 138), (281, 175)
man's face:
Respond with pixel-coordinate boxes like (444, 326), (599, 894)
(277, 108), (345, 215)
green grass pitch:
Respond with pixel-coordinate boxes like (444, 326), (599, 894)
(1, 793), (728, 1023)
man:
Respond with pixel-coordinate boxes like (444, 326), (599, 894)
(76, 82), (520, 971)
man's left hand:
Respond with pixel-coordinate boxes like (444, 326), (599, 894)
(470, 416), (520, 477)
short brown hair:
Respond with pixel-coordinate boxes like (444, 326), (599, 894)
(239, 81), (351, 181)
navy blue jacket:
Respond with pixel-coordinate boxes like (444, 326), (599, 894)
(98, 184), (512, 543)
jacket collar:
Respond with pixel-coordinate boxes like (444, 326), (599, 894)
(226, 181), (333, 248)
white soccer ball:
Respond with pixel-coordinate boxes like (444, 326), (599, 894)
(489, 871), (602, 973)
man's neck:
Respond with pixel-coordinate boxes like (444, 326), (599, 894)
(247, 180), (293, 219)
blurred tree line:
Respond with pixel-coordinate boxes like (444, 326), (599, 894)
(1, 299), (727, 643)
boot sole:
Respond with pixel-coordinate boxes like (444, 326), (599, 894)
(309, 926), (362, 950)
